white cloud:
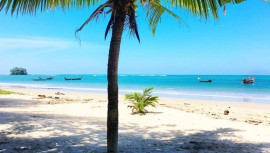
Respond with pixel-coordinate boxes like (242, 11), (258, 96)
(0, 36), (108, 52)
(0, 37), (72, 51)
(80, 43), (108, 50)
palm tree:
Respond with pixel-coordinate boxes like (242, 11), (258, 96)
(125, 88), (159, 114)
(0, 0), (243, 152)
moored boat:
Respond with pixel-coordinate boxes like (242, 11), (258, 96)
(32, 76), (54, 81)
(64, 77), (82, 80)
(32, 78), (47, 81)
(46, 76), (54, 80)
(198, 77), (212, 83)
(242, 77), (255, 84)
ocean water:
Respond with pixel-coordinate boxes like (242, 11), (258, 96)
(0, 75), (270, 103)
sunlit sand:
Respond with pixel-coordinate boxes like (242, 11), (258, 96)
(0, 88), (269, 152)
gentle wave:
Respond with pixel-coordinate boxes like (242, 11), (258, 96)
(2, 74), (270, 103)
(0, 83), (52, 88)
(1, 82), (270, 103)
(152, 90), (270, 101)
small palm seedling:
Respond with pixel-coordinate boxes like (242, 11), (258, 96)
(125, 88), (159, 114)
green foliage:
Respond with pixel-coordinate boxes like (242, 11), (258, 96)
(0, 89), (12, 95)
(143, 0), (244, 34)
(10, 67), (27, 75)
(0, 0), (101, 15)
(0, 0), (244, 38)
(125, 88), (159, 114)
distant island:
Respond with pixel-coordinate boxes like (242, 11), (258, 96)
(10, 67), (28, 75)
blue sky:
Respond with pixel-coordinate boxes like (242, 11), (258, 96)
(0, 1), (270, 75)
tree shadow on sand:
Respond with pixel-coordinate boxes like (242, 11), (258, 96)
(118, 124), (269, 153)
(0, 111), (107, 153)
(0, 98), (269, 153)
(0, 111), (269, 153)
(0, 98), (39, 108)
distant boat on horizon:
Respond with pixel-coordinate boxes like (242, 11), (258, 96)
(64, 77), (82, 81)
(198, 77), (212, 83)
(242, 77), (255, 84)
(32, 76), (54, 81)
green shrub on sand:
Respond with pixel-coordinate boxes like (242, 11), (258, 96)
(0, 89), (13, 95)
(125, 88), (159, 114)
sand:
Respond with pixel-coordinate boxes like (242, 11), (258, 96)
(0, 87), (270, 152)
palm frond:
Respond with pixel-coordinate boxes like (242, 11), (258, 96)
(0, 0), (101, 15)
(163, 0), (245, 19)
(143, 87), (153, 95)
(105, 13), (115, 40)
(75, 2), (111, 43)
(141, 0), (244, 35)
(126, 10), (140, 43)
(143, 0), (182, 34)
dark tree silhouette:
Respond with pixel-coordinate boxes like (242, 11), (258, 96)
(10, 67), (28, 75)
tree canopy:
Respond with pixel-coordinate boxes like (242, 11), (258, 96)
(10, 67), (28, 75)
(0, 0), (244, 35)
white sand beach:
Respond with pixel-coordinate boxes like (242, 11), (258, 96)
(0, 87), (270, 152)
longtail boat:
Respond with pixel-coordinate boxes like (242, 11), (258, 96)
(198, 77), (212, 83)
(32, 76), (54, 81)
(64, 77), (82, 80)
(242, 77), (255, 84)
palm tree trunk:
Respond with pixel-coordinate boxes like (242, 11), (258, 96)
(107, 13), (126, 153)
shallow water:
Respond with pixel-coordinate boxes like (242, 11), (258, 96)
(0, 75), (270, 103)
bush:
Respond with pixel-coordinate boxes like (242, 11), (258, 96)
(0, 89), (13, 95)
(10, 67), (28, 75)
(125, 88), (159, 114)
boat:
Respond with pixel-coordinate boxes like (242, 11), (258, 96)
(32, 76), (54, 81)
(46, 76), (54, 80)
(32, 78), (47, 81)
(242, 77), (255, 84)
(199, 79), (212, 83)
(198, 77), (212, 83)
(64, 77), (82, 80)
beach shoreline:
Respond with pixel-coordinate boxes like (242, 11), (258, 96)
(1, 87), (270, 152)
(1, 74), (270, 104)
(1, 82), (270, 104)
(1, 87), (270, 126)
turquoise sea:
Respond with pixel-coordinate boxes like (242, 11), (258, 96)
(0, 75), (270, 103)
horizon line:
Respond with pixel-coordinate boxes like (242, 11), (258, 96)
(0, 74), (269, 76)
